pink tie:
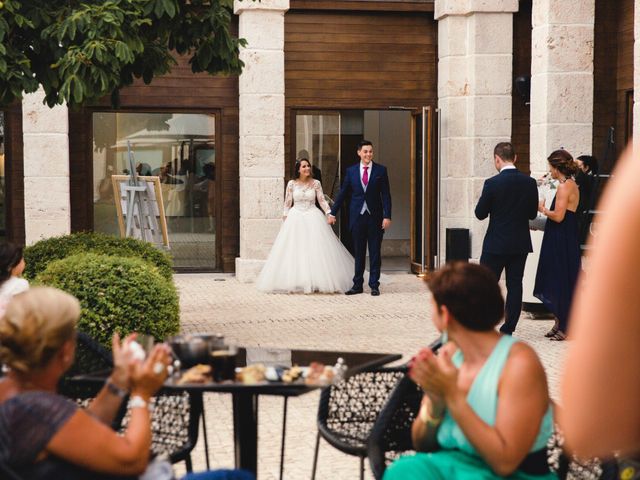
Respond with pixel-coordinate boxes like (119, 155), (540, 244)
(362, 166), (369, 186)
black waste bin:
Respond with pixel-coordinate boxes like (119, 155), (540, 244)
(446, 228), (470, 263)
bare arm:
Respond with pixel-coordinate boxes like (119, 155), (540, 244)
(416, 343), (550, 476)
(560, 148), (640, 457)
(411, 393), (446, 452)
(541, 182), (570, 223)
(447, 345), (550, 476)
(86, 333), (135, 423)
(47, 346), (170, 475)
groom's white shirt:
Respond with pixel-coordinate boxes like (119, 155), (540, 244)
(359, 161), (372, 214)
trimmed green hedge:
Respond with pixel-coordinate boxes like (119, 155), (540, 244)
(35, 253), (179, 348)
(24, 232), (173, 281)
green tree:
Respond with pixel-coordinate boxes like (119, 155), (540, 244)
(0, 0), (251, 107)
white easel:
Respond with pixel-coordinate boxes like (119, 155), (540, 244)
(113, 142), (169, 248)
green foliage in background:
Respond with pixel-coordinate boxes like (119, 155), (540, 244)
(35, 253), (179, 348)
(24, 232), (173, 281)
(0, 0), (252, 107)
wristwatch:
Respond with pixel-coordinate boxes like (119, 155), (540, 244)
(129, 395), (148, 409)
(105, 379), (127, 399)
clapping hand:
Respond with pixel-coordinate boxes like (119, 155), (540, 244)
(109, 332), (139, 392)
(409, 342), (459, 402)
(129, 344), (172, 400)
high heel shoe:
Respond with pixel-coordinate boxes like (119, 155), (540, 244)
(544, 325), (559, 338)
(549, 330), (567, 341)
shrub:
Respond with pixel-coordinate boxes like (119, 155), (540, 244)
(24, 232), (173, 281)
(35, 253), (180, 348)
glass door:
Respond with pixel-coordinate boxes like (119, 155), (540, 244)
(410, 106), (435, 274)
(294, 111), (341, 235)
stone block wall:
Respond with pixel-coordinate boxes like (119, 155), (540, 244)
(22, 89), (70, 244)
(435, 0), (518, 261)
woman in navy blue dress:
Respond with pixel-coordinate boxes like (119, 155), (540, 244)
(534, 150), (581, 341)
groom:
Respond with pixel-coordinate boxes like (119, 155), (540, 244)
(328, 140), (392, 296)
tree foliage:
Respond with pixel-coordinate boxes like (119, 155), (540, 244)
(0, 0), (250, 107)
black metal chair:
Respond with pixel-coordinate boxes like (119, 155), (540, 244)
(0, 461), (23, 480)
(367, 373), (619, 480)
(311, 366), (407, 480)
(367, 375), (422, 479)
(58, 331), (203, 472)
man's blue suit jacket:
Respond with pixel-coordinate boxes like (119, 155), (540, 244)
(330, 162), (392, 231)
(475, 168), (538, 255)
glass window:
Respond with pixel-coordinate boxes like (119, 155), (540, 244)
(92, 112), (217, 270)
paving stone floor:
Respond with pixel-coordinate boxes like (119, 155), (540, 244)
(174, 273), (568, 480)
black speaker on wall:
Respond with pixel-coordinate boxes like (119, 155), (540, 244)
(446, 228), (470, 263)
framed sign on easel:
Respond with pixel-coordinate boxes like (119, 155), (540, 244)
(112, 174), (170, 248)
(111, 143), (169, 248)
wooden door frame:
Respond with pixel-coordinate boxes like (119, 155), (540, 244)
(409, 106), (437, 275)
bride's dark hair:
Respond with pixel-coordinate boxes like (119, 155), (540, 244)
(293, 159), (313, 180)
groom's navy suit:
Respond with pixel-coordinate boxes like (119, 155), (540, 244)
(475, 167), (538, 334)
(331, 162), (392, 289)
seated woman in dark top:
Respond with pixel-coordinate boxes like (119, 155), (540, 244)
(0, 286), (171, 479)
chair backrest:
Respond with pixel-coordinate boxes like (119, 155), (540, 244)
(58, 331), (202, 465)
(58, 331), (114, 400)
(0, 461), (23, 480)
(367, 375), (422, 479)
(368, 378), (620, 480)
(317, 366), (407, 456)
(150, 391), (202, 463)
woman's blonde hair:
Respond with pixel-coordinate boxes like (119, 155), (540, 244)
(0, 287), (80, 373)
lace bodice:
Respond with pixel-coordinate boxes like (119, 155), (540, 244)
(284, 180), (331, 216)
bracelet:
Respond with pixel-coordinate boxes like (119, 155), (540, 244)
(129, 395), (148, 409)
(105, 379), (127, 399)
(418, 402), (443, 427)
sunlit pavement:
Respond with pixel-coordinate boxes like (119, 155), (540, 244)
(174, 273), (567, 479)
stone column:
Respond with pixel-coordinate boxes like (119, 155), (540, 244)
(634, 0), (640, 151)
(530, 0), (594, 176)
(22, 88), (71, 244)
(234, 0), (289, 281)
(435, 0), (519, 261)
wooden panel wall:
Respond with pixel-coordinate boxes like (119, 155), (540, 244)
(3, 104), (25, 244)
(284, 10), (437, 175)
(616, 0), (634, 160)
(512, 0), (532, 174)
(593, 0), (633, 173)
(69, 54), (239, 272)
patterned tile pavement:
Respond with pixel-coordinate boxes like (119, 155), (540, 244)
(173, 273), (568, 480)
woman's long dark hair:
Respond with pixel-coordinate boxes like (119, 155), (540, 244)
(292, 159), (313, 180)
(0, 243), (24, 285)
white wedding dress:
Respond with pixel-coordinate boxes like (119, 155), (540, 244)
(256, 179), (355, 293)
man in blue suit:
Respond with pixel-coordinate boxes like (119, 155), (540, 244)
(329, 140), (392, 296)
(475, 142), (538, 334)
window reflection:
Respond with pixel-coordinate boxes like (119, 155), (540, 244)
(93, 112), (216, 270)
(0, 112), (5, 240)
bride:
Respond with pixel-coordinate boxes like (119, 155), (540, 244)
(256, 158), (355, 293)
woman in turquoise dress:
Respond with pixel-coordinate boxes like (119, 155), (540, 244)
(385, 262), (557, 479)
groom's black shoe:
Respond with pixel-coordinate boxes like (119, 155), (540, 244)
(345, 287), (364, 295)
(371, 288), (380, 296)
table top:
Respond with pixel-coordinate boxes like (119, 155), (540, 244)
(71, 347), (403, 397)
